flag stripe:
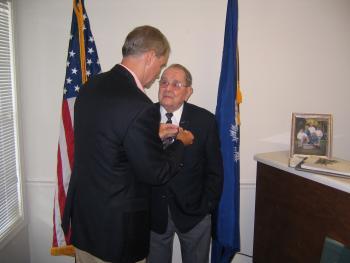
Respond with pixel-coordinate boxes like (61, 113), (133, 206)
(54, 191), (66, 246)
(67, 97), (76, 129)
(61, 100), (74, 169)
(52, 200), (58, 247)
(58, 123), (71, 194)
(56, 146), (67, 231)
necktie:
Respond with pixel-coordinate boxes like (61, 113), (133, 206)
(163, 112), (174, 148)
(165, 112), (173, 124)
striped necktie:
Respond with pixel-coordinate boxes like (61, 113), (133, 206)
(165, 112), (173, 124)
(163, 112), (174, 148)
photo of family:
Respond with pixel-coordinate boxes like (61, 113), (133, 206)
(290, 113), (332, 158)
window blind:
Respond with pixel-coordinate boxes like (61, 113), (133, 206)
(0, 0), (23, 243)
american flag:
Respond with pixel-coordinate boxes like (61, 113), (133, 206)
(51, 0), (101, 256)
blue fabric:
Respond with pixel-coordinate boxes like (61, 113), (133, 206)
(211, 0), (240, 262)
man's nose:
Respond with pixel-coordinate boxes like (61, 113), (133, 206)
(164, 84), (173, 91)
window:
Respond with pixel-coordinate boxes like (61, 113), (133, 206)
(0, 0), (24, 246)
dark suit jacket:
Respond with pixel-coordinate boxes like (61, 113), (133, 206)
(62, 65), (185, 263)
(151, 102), (223, 234)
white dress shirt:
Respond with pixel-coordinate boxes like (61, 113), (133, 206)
(160, 104), (184, 125)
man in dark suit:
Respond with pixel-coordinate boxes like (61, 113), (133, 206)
(147, 64), (224, 263)
(62, 26), (194, 263)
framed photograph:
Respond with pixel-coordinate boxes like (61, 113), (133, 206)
(290, 113), (333, 159)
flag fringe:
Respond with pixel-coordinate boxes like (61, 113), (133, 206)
(235, 46), (242, 126)
(50, 245), (75, 257)
(73, 0), (87, 83)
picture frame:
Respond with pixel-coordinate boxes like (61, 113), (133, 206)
(290, 113), (333, 159)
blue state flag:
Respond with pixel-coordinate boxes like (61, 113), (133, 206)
(211, 0), (241, 262)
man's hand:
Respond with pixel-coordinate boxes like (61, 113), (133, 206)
(159, 123), (179, 140)
(176, 128), (194, 146)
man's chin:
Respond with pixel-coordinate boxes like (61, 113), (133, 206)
(160, 98), (173, 105)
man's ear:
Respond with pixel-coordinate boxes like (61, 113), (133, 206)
(185, 87), (193, 101)
(144, 50), (156, 66)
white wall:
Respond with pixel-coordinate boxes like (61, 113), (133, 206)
(4, 0), (350, 262)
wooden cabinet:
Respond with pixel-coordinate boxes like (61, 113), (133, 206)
(253, 152), (350, 263)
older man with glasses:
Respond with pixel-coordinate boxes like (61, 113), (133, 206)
(148, 64), (224, 263)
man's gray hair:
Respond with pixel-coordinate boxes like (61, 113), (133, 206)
(122, 25), (170, 58)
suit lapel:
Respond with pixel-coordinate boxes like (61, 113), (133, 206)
(155, 102), (160, 111)
(179, 102), (191, 130)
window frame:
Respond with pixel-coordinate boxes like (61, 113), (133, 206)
(0, 0), (25, 249)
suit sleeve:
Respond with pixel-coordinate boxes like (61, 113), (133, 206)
(204, 117), (224, 212)
(123, 104), (185, 185)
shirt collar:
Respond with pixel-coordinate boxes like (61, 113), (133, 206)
(119, 63), (144, 92)
(160, 104), (184, 125)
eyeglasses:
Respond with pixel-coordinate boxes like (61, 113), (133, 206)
(159, 79), (187, 89)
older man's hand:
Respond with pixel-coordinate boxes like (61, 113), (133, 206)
(176, 128), (194, 146)
(159, 123), (179, 141)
